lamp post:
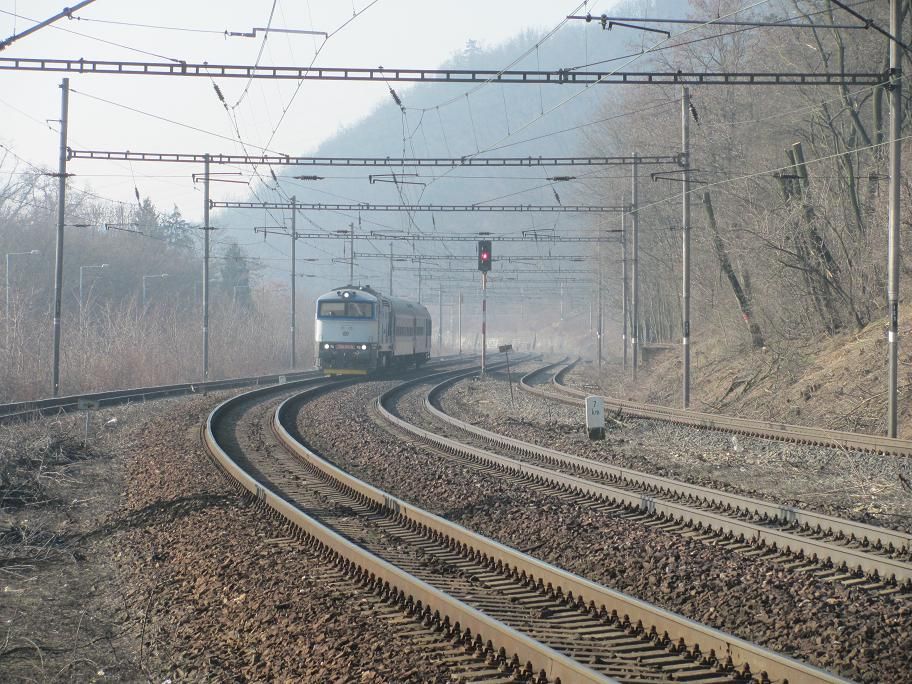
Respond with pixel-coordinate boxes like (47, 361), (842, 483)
(5, 249), (40, 327)
(79, 263), (108, 321)
(142, 273), (168, 308)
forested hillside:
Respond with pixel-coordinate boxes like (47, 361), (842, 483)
(2, 0), (908, 416)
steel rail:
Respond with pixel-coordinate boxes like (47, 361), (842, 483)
(0, 368), (321, 423)
(0, 354), (469, 423)
(539, 362), (912, 457)
(420, 378), (911, 584)
(399, 364), (912, 585)
(378, 363), (912, 583)
(546, 361), (912, 457)
(516, 361), (912, 557)
(204, 370), (610, 684)
(373, 369), (852, 684)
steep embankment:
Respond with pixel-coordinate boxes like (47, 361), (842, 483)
(598, 305), (912, 439)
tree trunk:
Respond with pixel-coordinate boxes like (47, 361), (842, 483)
(702, 192), (765, 349)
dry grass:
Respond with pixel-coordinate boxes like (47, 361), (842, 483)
(1, 292), (315, 402)
(598, 304), (912, 440)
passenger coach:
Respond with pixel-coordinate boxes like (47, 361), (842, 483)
(315, 285), (431, 374)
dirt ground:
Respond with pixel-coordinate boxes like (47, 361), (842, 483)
(1, 405), (155, 682)
(1, 392), (458, 683)
(595, 304), (912, 439)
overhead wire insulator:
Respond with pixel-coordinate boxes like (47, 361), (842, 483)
(388, 86), (405, 112)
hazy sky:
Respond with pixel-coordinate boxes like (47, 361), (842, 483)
(0, 0), (614, 222)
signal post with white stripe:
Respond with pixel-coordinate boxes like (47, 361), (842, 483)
(478, 240), (492, 377)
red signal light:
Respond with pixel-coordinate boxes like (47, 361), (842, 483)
(478, 239), (492, 272)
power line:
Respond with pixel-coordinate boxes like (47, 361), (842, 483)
(566, 13), (865, 30)
(0, 8), (184, 62)
(410, 1), (587, 113)
(229, 0), (279, 110)
(66, 16), (226, 35)
(231, 231), (620, 243)
(634, 130), (911, 218)
(480, 99), (679, 155)
(354, 253), (593, 261)
(256, 0), (382, 158)
(0, 0), (97, 51)
(70, 88), (281, 152)
(210, 201), (627, 213)
(563, 2), (875, 72)
(395, 267), (594, 274)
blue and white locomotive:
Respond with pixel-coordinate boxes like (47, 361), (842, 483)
(315, 285), (432, 374)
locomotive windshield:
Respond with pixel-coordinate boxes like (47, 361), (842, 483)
(318, 301), (375, 319)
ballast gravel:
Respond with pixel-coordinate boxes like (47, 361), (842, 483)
(443, 361), (912, 534)
(295, 375), (911, 684)
(101, 391), (459, 682)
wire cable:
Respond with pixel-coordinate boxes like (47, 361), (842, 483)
(230, 0), (278, 110)
(634, 132), (909, 219)
(0, 7), (184, 62)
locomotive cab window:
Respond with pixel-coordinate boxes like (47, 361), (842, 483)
(348, 301), (373, 318)
(318, 301), (375, 319)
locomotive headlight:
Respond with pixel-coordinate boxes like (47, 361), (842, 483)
(324, 343), (330, 349)
(361, 344), (368, 350)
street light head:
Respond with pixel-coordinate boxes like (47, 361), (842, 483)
(161, 273), (169, 278)
(29, 250), (40, 255)
(101, 263), (109, 268)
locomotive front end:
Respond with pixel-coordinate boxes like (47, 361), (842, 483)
(315, 287), (379, 374)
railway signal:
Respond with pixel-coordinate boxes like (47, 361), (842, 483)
(477, 240), (493, 377)
(478, 240), (492, 272)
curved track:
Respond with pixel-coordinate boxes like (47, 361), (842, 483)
(371, 369), (854, 683)
(525, 359), (912, 458)
(203, 365), (609, 683)
(406, 363), (912, 592)
(200, 361), (852, 683)
(0, 369), (321, 423)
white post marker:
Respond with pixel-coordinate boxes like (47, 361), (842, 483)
(585, 395), (605, 441)
(499, 344), (514, 406)
(77, 398), (100, 446)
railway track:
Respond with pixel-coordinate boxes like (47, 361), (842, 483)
(368, 369), (861, 683)
(204, 366), (606, 683)
(0, 369), (322, 423)
(529, 358), (912, 459)
(203, 363), (847, 683)
(0, 354), (468, 424)
(380, 362), (911, 595)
